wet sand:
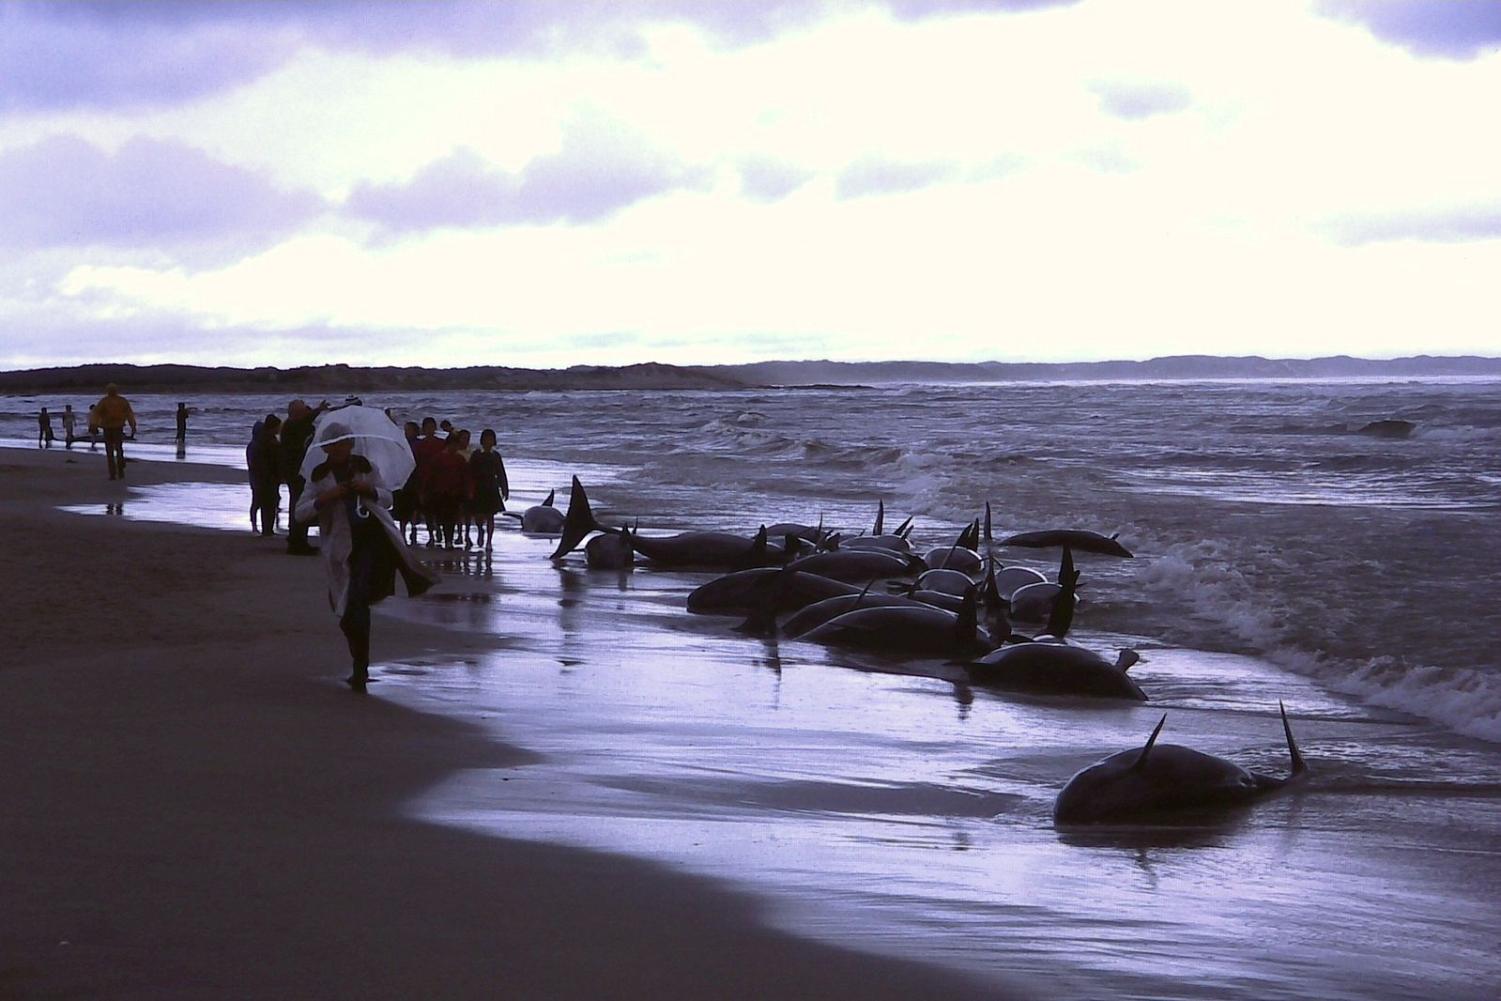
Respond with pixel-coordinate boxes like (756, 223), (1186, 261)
(0, 446), (1004, 999)
(7, 441), (1501, 1000)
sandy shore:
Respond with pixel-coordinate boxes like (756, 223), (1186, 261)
(0, 446), (1003, 999)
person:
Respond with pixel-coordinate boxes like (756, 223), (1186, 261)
(175, 402), (189, 443)
(468, 428), (509, 552)
(394, 421), (421, 544)
(295, 422), (436, 690)
(37, 407), (55, 448)
(86, 406), (99, 449)
(410, 417), (446, 546)
(246, 414), (283, 535)
(454, 429), (477, 546)
(279, 398), (329, 555)
(61, 405), (76, 448)
(423, 434), (472, 549)
(89, 384), (137, 480)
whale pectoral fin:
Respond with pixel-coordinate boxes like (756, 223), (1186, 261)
(1280, 701), (1307, 777)
(1133, 714), (1168, 771)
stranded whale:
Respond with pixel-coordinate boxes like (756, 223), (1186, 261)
(1053, 703), (1307, 825)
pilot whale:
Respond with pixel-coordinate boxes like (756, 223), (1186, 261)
(503, 489), (566, 534)
(1004, 529), (1133, 558)
(968, 644), (1143, 700)
(1053, 703), (1307, 825)
(803, 588), (992, 658)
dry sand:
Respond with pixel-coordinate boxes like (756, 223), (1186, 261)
(0, 446), (1002, 1000)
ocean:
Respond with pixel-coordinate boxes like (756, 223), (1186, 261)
(11, 377), (1501, 998)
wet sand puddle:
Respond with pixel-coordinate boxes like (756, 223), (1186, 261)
(56, 472), (1501, 1000)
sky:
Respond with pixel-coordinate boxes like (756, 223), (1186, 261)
(1, 0), (1499, 370)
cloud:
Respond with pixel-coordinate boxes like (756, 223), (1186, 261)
(345, 119), (709, 232)
(0, 135), (325, 255)
(882, 0), (1080, 19)
(1326, 205), (1501, 245)
(1091, 80), (1192, 120)
(835, 157), (957, 199)
(736, 157), (815, 202)
(1316, 0), (1501, 59)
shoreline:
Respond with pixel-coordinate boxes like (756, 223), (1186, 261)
(0, 446), (1006, 999)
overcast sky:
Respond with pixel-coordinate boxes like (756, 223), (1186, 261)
(1, 0), (1498, 369)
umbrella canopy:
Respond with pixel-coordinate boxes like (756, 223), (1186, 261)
(299, 405), (414, 486)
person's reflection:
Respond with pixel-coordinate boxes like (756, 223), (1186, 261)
(952, 681), (973, 721)
(105, 502), (124, 516)
(175, 440), (187, 460)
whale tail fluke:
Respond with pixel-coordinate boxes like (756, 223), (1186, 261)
(1115, 649), (1141, 672)
(1280, 701), (1308, 777)
(550, 476), (600, 560)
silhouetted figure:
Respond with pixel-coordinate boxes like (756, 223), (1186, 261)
(61, 405), (76, 448)
(86, 406), (99, 449)
(90, 384), (137, 480)
(469, 428), (509, 552)
(175, 402), (189, 443)
(246, 414), (283, 535)
(394, 421), (420, 543)
(410, 416), (445, 546)
(280, 398), (330, 555)
(37, 407), (54, 448)
(295, 422), (436, 690)
(425, 434), (472, 549)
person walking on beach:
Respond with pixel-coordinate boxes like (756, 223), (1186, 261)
(247, 414), (283, 535)
(295, 419), (436, 690)
(37, 407), (55, 448)
(424, 433), (472, 549)
(86, 405), (99, 449)
(280, 399), (329, 555)
(469, 428), (509, 552)
(411, 417), (445, 546)
(394, 421), (421, 544)
(89, 384), (137, 480)
(175, 402), (189, 443)
(61, 405), (76, 448)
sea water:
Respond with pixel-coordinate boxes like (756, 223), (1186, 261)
(17, 377), (1501, 998)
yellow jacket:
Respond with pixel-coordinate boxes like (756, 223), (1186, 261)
(92, 394), (137, 431)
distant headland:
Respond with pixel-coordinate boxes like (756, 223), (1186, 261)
(1, 355), (1498, 394)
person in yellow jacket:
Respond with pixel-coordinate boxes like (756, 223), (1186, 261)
(90, 383), (138, 480)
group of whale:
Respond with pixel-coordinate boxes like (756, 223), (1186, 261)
(518, 477), (1308, 828)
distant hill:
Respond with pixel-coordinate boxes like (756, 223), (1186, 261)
(710, 355), (1501, 385)
(1, 355), (1498, 394)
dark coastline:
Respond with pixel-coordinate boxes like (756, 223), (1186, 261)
(1, 354), (1499, 394)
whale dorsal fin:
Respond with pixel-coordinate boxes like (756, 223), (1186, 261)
(1280, 701), (1307, 776)
(1132, 715), (1168, 771)
(542, 489), (555, 507)
(894, 515), (913, 538)
(873, 500), (884, 537)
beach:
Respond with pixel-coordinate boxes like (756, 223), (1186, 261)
(4, 376), (1501, 1000)
(0, 446), (1003, 999)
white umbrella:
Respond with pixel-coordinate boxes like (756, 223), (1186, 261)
(299, 405), (415, 486)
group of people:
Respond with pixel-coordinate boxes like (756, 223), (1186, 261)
(245, 398), (333, 555)
(38, 392), (192, 482)
(396, 417), (510, 552)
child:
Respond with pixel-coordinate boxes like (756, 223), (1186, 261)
(424, 434), (472, 549)
(468, 428), (510, 552)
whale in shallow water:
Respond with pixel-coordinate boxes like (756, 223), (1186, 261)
(783, 548), (920, 584)
(503, 489), (566, 534)
(781, 589), (931, 638)
(1003, 529), (1133, 558)
(1053, 704), (1307, 826)
(968, 644), (1143, 700)
(803, 588), (992, 658)
(686, 566), (856, 616)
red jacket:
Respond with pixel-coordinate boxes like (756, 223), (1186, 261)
(424, 448), (472, 501)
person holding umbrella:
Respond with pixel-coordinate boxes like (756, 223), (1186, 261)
(294, 408), (438, 690)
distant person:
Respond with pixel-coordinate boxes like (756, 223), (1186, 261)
(410, 417), (446, 546)
(86, 405), (99, 449)
(395, 421), (421, 544)
(439, 419), (454, 440)
(61, 405), (76, 448)
(279, 398), (330, 555)
(175, 402), (189, 443)
(469, 428), (509, 552)
(454, 429), (477, 547)
(246, 414), (283, 535)
(37, 407), (54, 448)
(89, 384), (137, 480)
(295, 421), (435, 690)
(424, 434), (472, 549)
